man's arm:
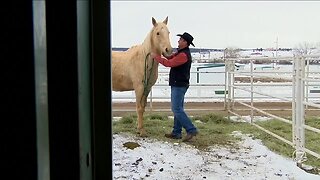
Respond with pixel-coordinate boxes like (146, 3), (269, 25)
(152, 53), (188, 67)
(163, 53), (175, 59)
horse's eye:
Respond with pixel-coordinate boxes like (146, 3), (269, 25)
(157, 32), (160, 35)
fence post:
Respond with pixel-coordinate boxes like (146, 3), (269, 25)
(250, 59), (254, 123)
(305, 58), (310, 110)
(224, 58), (228, 110)
(225, 59), (235, 111)
(292, 56), (296, 146)
(293, 55), (306, 165)
(224, 58), (227, 110)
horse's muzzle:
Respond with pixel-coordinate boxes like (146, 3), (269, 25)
(164, 47), (173, 56)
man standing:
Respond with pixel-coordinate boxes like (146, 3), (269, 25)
(151, 32), (198, 142)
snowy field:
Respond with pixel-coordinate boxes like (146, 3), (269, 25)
(112, 132), (320, 180)
(191, 48), (320, 60)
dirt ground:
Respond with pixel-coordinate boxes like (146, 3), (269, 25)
(112, 101), (319, 118)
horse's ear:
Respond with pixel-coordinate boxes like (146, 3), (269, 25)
(163, 16), (168, 25)
(152, 17), (157, 26)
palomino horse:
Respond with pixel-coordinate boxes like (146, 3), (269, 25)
(112, 17), (173, 136)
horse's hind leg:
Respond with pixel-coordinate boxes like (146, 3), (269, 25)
(135, 87), (148, 137)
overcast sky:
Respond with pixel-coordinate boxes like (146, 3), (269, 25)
(111, 1), (320, 49)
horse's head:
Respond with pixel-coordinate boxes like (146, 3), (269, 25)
(151, 16), (173, 57)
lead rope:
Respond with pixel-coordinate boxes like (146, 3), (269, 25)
(141, 53), (155, 104)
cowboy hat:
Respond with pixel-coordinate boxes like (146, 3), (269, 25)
(177, 32), (195, 47)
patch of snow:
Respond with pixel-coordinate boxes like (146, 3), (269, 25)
(112, 132), (320, 180)
(229, 115), (273, 122)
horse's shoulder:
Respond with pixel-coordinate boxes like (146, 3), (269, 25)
(127, 45), (144, 56)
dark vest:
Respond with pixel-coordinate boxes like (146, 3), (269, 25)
(169, 47), (192, 87)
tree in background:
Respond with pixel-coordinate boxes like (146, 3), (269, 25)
(293, 42), (317, 56)
(223, 47), (240, 58)
(293, 42), (320, 64)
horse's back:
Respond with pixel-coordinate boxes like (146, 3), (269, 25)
(111, 49), (145, 91)
(111, 51), (132, 91)
(111, 50), (139, 69)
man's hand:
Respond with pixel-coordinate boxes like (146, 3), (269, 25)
(150, 52), (159, 59)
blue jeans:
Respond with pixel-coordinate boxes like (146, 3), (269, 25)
(171, 86), (197, 137)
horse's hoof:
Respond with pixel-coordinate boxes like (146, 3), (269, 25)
(138, 131), (148, 137)
(138, 128), (147, 137)
(139, 133), (148, 137)
(138, 130), (147, 137)
(135, 130), (147, 137)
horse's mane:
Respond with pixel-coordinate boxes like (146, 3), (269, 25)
(143, 30), (154, 52)
(126, 29), (154, 54)
(122, 21), (167, 56)
(127, 45), (140, 51)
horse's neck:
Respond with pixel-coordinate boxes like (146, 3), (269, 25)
(142, 34), (152, 55)
(140, 34), (157, 63)
(142, 32), (160, 55)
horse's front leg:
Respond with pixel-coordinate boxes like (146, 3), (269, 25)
(135, 86), (149, 137)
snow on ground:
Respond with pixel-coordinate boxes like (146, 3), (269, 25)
(112, 132), (320, 180)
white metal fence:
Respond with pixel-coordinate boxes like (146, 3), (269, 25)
(225, 55), (320, 165)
